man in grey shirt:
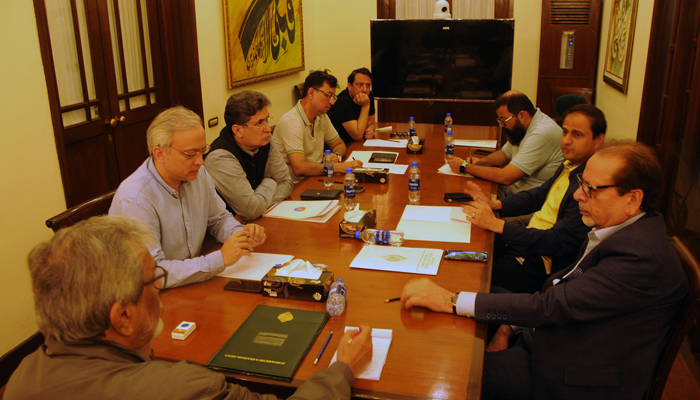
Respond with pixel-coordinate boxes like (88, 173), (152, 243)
(205, 91), (293, 220)
(109, 106), (266, 287)
(6, 215), (373, 400)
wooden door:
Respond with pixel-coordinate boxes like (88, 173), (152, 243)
(35, 0), (164, 207)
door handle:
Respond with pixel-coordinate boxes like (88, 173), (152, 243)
(106, 116), (126, 127)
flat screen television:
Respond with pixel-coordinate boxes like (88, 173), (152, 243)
(371, 19), (514, 101)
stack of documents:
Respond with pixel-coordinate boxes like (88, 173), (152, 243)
(350, 245), (442, 275)
(454, 139), (497, 148)
(396, 205), (471, 243)
(330, 327), (393, 381)
(217, 253), (293, 281)
(347, 151), (408, 174)
(263, 200), (340, 223)
(363, 139), (408, 148)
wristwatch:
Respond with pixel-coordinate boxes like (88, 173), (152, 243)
(459, 161), (468, 174)
(451, 292), (459, 315)
(335, 152), (343, 162)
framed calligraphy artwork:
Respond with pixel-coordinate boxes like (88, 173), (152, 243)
(603, 0), (638, 94)
(223, 0), (305, 88)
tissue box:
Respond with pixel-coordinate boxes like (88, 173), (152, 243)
(339, 209), (376, 238)
(406, 138), (425, 154)
(262, 269), (334, 302)
(354, 168), (389, 184)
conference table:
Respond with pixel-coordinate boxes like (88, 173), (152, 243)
(151, 122), (500, 399)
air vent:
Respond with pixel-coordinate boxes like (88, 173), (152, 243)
(550, 0), (591, 25)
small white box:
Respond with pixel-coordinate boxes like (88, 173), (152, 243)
(171, 321), (196, 340)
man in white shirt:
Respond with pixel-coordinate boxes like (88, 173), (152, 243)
(402, 141), (688, 399)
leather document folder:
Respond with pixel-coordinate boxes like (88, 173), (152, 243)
(206, 305), (329, 381)
(299, 189), (341, 200)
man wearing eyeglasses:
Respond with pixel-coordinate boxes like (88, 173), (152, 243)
(449, 90), (563, 198)
(401, 141), (688, 400)
(274, 70), (363, 184)
(6, 216), (373, 399)
(110, 106), (266, 288)
(460, 104), (606, 294)
(204, 91), (293, 220)
(327, 67), (376, 145)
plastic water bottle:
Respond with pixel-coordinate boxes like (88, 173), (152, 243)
(323, 150), (334, 189)
(408, 116), (416, 138)
(408, 161), (420, 204)
(444, 113), (453, 138)
(344, 168), (356, 211)
(355, 229), (404, 246)
(444, 131), (455, 164)
(326, 278), (347, 316)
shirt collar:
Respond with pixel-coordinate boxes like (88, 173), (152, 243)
(294, 99), (313, 126)
(146, 157), (187, 198)
(588, 212), (646, 243)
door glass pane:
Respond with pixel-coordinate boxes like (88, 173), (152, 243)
(140, 0), (154, 88)
(106, 0), (124, 94)
(45, 0), (96, 127)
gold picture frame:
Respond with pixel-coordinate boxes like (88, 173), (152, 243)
(223, 0), (305, 89)
(603, 0), (639, 94)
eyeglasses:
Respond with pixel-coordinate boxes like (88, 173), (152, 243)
(496, 114), (515, 126)
(170, 144), (210, 159)
(242, 117), (272, 130)
(144, 266), (168, 291)
(576, 173), (620, 198)
(313, 87), (337, 101)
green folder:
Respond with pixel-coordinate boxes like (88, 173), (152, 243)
(206, 305), (329, 381)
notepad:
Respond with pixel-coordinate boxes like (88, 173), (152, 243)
(330, 327), (392, 381)
(396, 205), (471, 243)
(263, 200), (340, 223)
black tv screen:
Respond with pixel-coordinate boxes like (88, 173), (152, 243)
(371, 19), (514, 101)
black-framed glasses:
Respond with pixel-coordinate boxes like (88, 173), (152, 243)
(496, 114), (515, 126)
(242, 117), (272, 130)
(313, 87), (337, 101)
(170, 144), (211, 159)
(576, 173), (620, 198)
(144, 265), (168, 291)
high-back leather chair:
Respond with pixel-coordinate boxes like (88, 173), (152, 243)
(45, 190), (116, 232)
(648, 236), (700, 399)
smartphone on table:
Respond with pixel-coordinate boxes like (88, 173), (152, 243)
(443, 250), (489, 262)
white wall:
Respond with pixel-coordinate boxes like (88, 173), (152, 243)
(511, 1), (542, 101)
(196, 0), (376, 143)
(0, 2), (66, 355)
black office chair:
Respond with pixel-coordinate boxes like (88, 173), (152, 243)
(45, 190), (116, 232)
(648, 236), (700, 400)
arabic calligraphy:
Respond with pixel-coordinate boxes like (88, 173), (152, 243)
(238, 0), (297, 71)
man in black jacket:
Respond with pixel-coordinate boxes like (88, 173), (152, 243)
(463, 104), (606, 293)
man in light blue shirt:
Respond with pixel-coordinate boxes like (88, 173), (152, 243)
(110, 106), (266, 287)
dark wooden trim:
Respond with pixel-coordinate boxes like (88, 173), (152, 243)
(0, 332), (44, 388)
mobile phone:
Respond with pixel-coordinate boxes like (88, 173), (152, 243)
(444, 193), (474, 203)
(474, 149), (493, 156)
(443, 250), (488, 262)
(333, 184), (365, 193)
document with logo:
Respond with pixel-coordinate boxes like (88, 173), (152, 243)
(330, 327), (393, 381)
(397, 205), (471, 243)
(263, 200), (340, 223)
(206, 305), (329, 381)
(350, 245), (442, 275)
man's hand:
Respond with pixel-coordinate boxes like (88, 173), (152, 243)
(448, 156), (465, 172)
(486, 324), (514, 352)
(220, 230), (254, 266)
(243, 224), (266, 246)
(363, 124), (374, 140)
(463, 181), (489, 206)
(353, 93), (371, 107)
(401, 277), (454, 313)
(336, 323), (373, 377)
(343, 159), (363, 170)
(462, 201), (505, 234)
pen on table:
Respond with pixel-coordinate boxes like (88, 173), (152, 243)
(317, 180), (344, 184)
(384, 297), (401, 303)
(382, 139), (401, 143)
(314, 331), (333, 365)
(468, 147), (472, 164)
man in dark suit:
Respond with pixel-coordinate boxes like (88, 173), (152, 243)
(401, 141), (688, 399)
(462, 104), (606, 293)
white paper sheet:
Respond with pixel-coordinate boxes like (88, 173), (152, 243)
(363, 139), (408, 148)
(330, 327), (392, 381)
(217, 253), (293, 280)
(362, 163), (408, 174)
(454, 139), (497, 148)
(350, 245), (442, 275)
(397, 205), (471, 243)
(437, 163), (472, 177)
(263, 200), (340, 223)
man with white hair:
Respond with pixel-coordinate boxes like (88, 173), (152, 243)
(5, 216), (373, 399)
(110, 106), (266, 287)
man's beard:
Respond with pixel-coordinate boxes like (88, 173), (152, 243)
(503, 122), (527, 146)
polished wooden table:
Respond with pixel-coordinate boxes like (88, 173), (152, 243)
(152, 123), (499, 399)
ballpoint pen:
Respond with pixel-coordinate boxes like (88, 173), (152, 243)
(468, 147), (473, 164)
(314, 331), (333, 365)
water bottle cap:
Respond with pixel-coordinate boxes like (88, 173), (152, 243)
(447, 131), (453, 136)
(355, 231), (360, 239)
(346, 168), (353, 173)
(446, 113), (451, 116)
(325, 149), (330, 154)
(410, 117), (414, 120)
(412, 161), (418, 167)
(336, 278), (345, 283)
